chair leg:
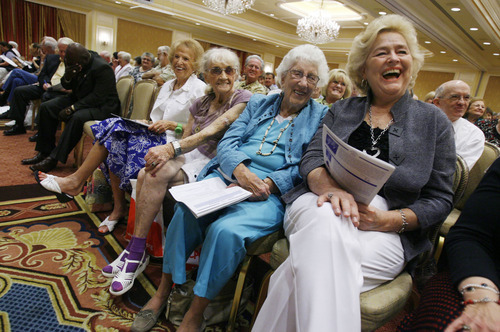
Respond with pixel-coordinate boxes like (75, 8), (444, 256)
(74, 134), (85, 168)
(434, 236), (445, 263)
(250, 269), (273, 329)
(227, 255), (253, 332)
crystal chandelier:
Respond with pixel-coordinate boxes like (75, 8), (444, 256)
(202, 0), (255, 15)
(297, 2), (340, 44)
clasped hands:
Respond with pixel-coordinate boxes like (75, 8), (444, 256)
(318, 189), (384, 230)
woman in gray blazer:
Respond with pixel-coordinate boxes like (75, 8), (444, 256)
(254, 14), (456, 331)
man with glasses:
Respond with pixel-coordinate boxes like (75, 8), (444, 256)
(434, 80), (484, 169)
(236, 54), (267, 95)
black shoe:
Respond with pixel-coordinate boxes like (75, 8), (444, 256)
(0, 112), (11, 120)
(28, 132), (39, 142)
(22, 152), (48, 165)
(3, 124), (26, 136)
(30, 157), (58, 173)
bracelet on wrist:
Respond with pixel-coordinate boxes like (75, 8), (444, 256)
(461, 297), (500, 306)
(397, 209), (408, 234)
(171, 140), (182, 158)
(174, 123), (183, 134)
(460, 283), (500, 295)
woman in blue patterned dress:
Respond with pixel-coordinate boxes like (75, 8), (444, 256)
(34, 39), (206, 233)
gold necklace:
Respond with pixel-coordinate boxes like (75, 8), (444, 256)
(256, 116), (295, 156)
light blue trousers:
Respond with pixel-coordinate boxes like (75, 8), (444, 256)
(163, 186), (284, 300)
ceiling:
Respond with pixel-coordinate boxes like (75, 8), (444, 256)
(55, 0), (500, 74)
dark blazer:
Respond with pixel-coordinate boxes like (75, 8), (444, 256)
(283, 91), (456, 270)
(37, 54), (61, 87)
(61, 52), (120, 115)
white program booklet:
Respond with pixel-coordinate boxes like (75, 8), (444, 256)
(0, 55), (17, 67)
(169, 177), (252, 218)
(322, 124), (395, 205)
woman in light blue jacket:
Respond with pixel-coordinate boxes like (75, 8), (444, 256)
(130, 44), (329, 332)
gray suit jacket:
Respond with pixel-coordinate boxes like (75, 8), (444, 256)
(283, 91), (456, 270)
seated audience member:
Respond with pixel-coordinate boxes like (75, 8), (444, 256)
(8, 41), (21, 57)
(484, 107), (494, 120)
(1, 37), (73, 135)
(129, 44), (329, 332)
(142, 46), (175, 86)
(476, 114), (500, 147)
(398, 158), (500, 332)
(111, 51), (119, 71)
(320, 68), (353, 107)
(253, 15), (456, 331)
(104, 48), (253, 298)
(236, 55), (267, 94)
(264, 72), (279, 91)
(464, 97), (486, 124)
(433, 80), (485, 169)
(423, 90), (435, 103)
(0, 41), (16, 81)
(114, 51), (133, 81)
(25, 43), (119, 172)
(99, 50), (112, 65)
(312, 86), (323, 103)
(0, 43), (43, 106)
(130, 52), (154, 83)
(35, 39), (207, 233)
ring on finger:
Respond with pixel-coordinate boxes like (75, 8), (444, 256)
(462, 324), (471, 331)
(327, 193), (333, 199)
(151, 162), (157, 167)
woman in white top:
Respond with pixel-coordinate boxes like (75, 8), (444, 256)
(114, 51), (133, 81)
(34, 39), (206, 234)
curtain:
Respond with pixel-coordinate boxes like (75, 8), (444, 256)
(57, 9), (85, 45)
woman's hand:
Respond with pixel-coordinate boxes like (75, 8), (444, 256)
(358, 204), (387, 231)
(143, 143), (175, 176)
(318, 189), (359, 227)
(444, 303), (500, 332)
(148, 120), (176, 135)
(233, 164), (270, 201)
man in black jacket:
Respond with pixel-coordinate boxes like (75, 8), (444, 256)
(2, 37), (74, 135)
(25, 43), (119, 172)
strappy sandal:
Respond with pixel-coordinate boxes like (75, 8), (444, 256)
(110, 252), (150, 296)
(34, 171), (73, 203)
(102, 249), (130, 278)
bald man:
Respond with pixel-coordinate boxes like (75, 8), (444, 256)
(25, 43), (120, 172)
(433, 80), (485, 169)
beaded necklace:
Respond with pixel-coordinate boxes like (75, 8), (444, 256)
(363, 106), (393, 158)
(256, 114), (296, 156)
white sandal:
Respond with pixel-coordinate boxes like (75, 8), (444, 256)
(109, 252), (150, 296)
(98, 216), (122, 234)
(102, 249), (130, 278)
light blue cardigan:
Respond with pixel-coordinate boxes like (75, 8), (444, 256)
(199, 93), (328, 195)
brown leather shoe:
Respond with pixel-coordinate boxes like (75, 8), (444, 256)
(30, 157), (58, 173)
(21, 152), (48, 165)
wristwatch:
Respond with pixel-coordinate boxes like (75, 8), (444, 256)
(171, 140), (182, 158)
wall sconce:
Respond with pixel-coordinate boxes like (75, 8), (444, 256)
(97, 26), (113, 47)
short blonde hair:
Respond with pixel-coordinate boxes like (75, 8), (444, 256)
(423, 91), (435, 102)
(346, 14), (424, 95)
(322, 69), (353, 99)
(168, 39), (204, 73)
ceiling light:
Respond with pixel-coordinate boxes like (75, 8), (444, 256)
(297, 8), (340, 44)
(424, 41), (431, 44)
(440, 51), (446, 54)
(453, 59), (458, 62)
(280, 1), (362, 21)
(252, 38), (257, 41)
(226, 31), (231, 34)
(493, 53), (499, 56)
(451, 7), (460, 12)
(115, 1), (121, 4)
(379, 11), (387, 15)
(195, 23), (201, 25)
(276, 45), (280, 47)
(363, 22), (368, 25)
(270, 13), (274, 17)
(483, 42), (491, 45)
(202, 0), (255, 15)
(470, 27), (478, 31)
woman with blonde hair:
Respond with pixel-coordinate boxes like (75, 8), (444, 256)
(464, 97), (486, 124)
(254, 14), (455, 331)
(321, 68), (353, 106)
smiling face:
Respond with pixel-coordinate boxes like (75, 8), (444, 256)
(206, 61), (237, 97)
(363, 31), (413, 105)
(264, 74), (275, 88)
(141, 56), (153, 71)
(281, 61), (318, 113)
(468, 100), (486, 118)
(434, 81), (471, 122)
(326, 78), (347, 103)
(172, 45), (196, 83)
(244, 58), (263, 84)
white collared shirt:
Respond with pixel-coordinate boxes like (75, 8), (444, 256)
(452, 117), (485, 169)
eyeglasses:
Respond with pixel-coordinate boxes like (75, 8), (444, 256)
(446, 94), (470, 102)
(288, 69), (320, 85)
(209, 66), (236, 76)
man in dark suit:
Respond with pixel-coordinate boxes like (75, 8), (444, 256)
(25, 43), (119, 172)
(2, 37), (74, 135)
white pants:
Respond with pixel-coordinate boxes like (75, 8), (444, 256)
(252, 193), (405, 332)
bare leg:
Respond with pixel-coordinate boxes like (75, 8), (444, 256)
(98, 171), (129, 233)
(133, 157), (186, 238)
(140, 272), (173, 312)
(177, 296), (211, 332)
(38, 142), (108, 196)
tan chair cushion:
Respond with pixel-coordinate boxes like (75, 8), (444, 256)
(439, 208), (461, 236)
(83, 120), (99, 139)
(247, 229), (284, 256)
(360, 272), (412, 331)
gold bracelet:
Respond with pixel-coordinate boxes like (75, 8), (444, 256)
(397, 209), (408, 234)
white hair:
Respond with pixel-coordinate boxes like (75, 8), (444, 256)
(245, 54), (264, 69)
(8, 41), (18, 49)
(118, 51), (131, 62)
(201, 48), (240, 74)
(158, 45), (170, 54)
(57, 37), (74, 46)
(276, 44), (329, 87)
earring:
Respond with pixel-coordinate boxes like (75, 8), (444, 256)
(361, 79), (367, 88)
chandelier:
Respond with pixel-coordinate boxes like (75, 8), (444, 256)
(202, 0), (255, 15)
(297, 2), (340, 44)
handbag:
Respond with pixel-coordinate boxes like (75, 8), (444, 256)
(84, 168), (113, 212)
